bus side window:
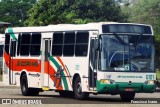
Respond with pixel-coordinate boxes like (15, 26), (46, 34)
(20, 33), (30, 56)
(30, 33), (41, 56)
(52, 32), (63, 56)
(4, 34), (10, 54)
(75, 31), (89, 56)
(63, 32), (75, 56)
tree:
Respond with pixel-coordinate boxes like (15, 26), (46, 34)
(0, 0), (36, 27)
(24, 0), (126, 26)
(126, 0), (160, 41)
(123, 0), (160, 68)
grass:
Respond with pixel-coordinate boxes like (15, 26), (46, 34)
(0, 74), (2, 82)
(156, 70), (160, 81)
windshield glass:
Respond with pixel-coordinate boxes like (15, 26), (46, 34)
(99, 34), (154, 72)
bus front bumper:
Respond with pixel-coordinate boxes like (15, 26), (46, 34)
(96, 81), (156, 94)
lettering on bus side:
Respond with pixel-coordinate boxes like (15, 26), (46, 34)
(146, 75), (154, 80)
(17, 61), (38, 67)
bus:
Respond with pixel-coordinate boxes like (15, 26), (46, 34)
(0, 34), (4, 70)
(3, 22), (156, 101)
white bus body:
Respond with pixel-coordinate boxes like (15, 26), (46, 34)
(0, 34), (4, 69)
(3, 22), (156, 101)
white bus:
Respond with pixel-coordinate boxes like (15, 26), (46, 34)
(0, 34), (4, 69)
(3, 22), (156, 101)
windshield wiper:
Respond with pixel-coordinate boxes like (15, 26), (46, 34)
(113, 33), (127, 45)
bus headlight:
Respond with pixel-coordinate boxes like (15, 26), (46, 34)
(100, 79), (115, 84)
(144, 80), (154, 85)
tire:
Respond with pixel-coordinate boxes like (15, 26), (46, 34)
(120, 92), (135, 101)
(20, 74), (39, 96)
(59, 91), (74, 98)
(73, 76), (89, 99)
(20, 74), (30, 96)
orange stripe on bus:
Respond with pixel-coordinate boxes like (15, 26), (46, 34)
(4, 51), (63, 90)
(4, 51), (10, 67)
(48, 64), (63, 90)
(4, 51), (41, 72)
(56, 57), (72, 87)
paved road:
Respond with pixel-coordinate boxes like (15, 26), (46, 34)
(0, 84), (160, 104)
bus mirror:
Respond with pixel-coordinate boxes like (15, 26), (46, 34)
(99, 39), (102, 52)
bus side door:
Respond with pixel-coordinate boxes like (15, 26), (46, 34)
(9, 39), (17, 85)
(41, 34), (52, 89)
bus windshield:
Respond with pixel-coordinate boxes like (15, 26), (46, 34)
(99, 34), (154, 72)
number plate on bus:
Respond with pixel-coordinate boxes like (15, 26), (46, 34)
(124, 88), (134, 91)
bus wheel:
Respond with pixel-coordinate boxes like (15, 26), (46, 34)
(20, 74), (39, 96)
(73, 76), (89, 99)
(120, 92), (135, 101)
(21, 74), (30, 96)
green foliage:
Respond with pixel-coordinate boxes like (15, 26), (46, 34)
(0, 0), (36, 27)
(130, 0), (160, 34)
(121, 0), (160, 41)
(120, 0), (160, 69)
(24, 0), (126, 26)
(156, 70), (160, 80)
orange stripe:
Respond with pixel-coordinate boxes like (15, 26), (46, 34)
(4, 51), (63, 90)
(56, 57), (72, 87)
(4, 51), (41, 72)
(48, 63), (63, 90)
(4, 51), (10, 67)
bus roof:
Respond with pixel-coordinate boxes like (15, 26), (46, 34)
(5, 22), (152, 34)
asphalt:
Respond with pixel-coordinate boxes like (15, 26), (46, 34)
(1, 81), (160, 91)
(0, 82), (160, 107)
(0, 82), (19, 89)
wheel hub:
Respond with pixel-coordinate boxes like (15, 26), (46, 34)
(76, 82), (82, 94)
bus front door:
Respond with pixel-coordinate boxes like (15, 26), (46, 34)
(9, 39), (16, 85)
(41, 39), (51, 89)
(89, 37), (98, 90)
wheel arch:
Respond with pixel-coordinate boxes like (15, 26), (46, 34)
(20, 71), (27, 84)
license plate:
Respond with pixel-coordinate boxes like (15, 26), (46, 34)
(124, 88), (134, 91)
